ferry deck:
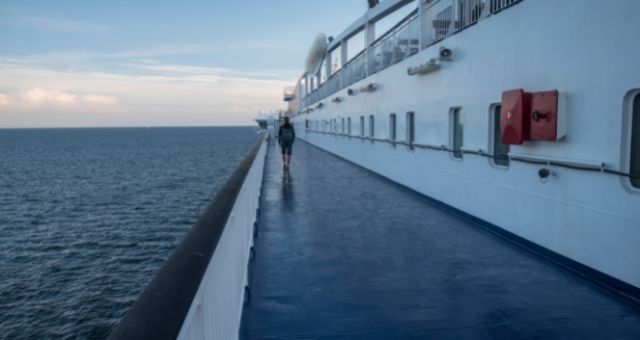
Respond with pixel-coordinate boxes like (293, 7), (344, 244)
(240, 140), (640, 339)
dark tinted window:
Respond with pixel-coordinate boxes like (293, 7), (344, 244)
(452, 108), (463, 158)
(389, 113), (397, 141)
(406, 111), (415, 144)
(493, 105), (510, 166)
(369, 115), (375, 137)
(631, 94), (640, 188)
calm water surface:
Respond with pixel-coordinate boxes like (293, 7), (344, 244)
(0, 127), (258, 339)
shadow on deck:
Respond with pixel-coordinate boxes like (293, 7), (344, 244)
(240, 140), (640, 339)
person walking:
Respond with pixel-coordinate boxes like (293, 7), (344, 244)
(278, 117), (295, 169)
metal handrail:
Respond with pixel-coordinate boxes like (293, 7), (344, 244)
(301, 0), (525, 107)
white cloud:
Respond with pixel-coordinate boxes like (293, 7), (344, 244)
(0, 42), (285, 67)
(0, 94), (9, 105)
(0, 62), (294, 127)
(0, 87), (119, 113)
(82, 94), (117, 105)
(121, 61), (300, 81)
(21, 87), (77, 103)
(22, 16), (109, 33)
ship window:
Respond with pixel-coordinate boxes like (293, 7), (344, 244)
(369, 115), (375, 138)
(451, 107), (464, 158)
(347, 117), (352, 135)
(329, 46), (341, 75)
(492, 105), (510, 167)
(341, 118), (345, 133)
(631, 94), (640, 188)
(374, 2), (416, 39)
(320, 58), (328, 84)
(406, 111), (415, 145)
(347, 29), (366, 62)
(360, 116), (365, 136)
(389, 113), (397, 141)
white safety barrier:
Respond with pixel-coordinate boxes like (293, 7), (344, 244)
(177, 138), (267, 340)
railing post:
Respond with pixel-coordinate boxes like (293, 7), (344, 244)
(448, 0), (457, 35)
(365, 20), (375, 77)
(341, 40), (348, 90)
(418, 0), (425, 50)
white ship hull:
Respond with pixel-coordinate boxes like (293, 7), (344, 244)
(291, 0), (640, 290)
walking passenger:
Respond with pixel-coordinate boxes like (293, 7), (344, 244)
(278, 117), (295, 169)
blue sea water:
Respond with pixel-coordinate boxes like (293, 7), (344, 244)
(0, 127), (258, 339)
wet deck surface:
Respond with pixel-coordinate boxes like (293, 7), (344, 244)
(240, 140), (640, 339)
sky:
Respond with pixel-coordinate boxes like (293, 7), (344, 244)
(0, 0), (369, 127)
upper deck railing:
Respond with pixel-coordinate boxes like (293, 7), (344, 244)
(300, 0), (523, 110)
(368, 10), (420, 75)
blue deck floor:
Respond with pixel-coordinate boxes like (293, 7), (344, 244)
(240, 140), (640, 339)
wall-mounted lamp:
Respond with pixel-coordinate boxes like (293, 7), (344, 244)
(407, 46), (453, 76)
(332, 97), (343, 103)
(347, 88), (357, 96)
(360, 83), (377, 92)
(316, 102), (324, 109)
(407, 58), (440, 76)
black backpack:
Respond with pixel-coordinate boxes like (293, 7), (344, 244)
(281, 126), (294, 142)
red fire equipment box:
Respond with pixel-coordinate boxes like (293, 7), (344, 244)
(529, 90), (560, 141)
(501, 88), (565, 144)
(500, 89), (531, 144)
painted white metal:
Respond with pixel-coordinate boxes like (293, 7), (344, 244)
(293, 0), (640, 289)
(176, 138), (267, 340)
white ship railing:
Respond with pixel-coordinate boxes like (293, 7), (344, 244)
(108, 135), (268, 340)
(342, 51), (367, 88)
(369, 11), (420, 75)
(300, 0), (523, 109)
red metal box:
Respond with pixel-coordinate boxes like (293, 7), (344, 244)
(529, 90), (560, 141)
(501, 89), (531, 144)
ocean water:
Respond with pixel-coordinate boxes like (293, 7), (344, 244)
(0, 127), (259, 339)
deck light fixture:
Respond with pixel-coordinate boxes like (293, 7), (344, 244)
(332, 97), (343, 103)
(360, 83), (377, 92)
(408, 46), (453, 76)
(317, 102), (324, 109)
(347, 88), (357, 96)
(407, 59), (440, 75)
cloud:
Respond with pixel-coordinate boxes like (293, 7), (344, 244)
(83, 94), (117, 105)
(0, 42), (283, 68)
(0, 87), (119, 113)
(120, 61), (300, 81)
(21, 87), (77, 103)
(22, 16), (109, 33)
(0, 62), (295, 127)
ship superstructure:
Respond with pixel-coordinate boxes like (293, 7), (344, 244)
(288, 0), (640, 294)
